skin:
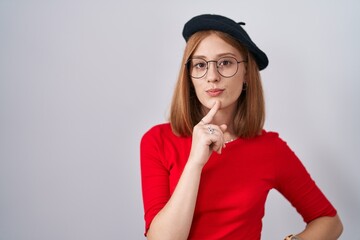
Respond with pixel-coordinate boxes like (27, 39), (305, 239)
(146, 33), (343, 240)
(190, 34), (246, 142)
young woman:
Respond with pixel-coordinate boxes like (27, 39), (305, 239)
(140, 14), (343, 240)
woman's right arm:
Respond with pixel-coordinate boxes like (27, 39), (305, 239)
(146, 156), (203, 240)
(145, 101), (226, 240)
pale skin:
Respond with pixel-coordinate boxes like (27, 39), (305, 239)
(146, 34), (342, 240)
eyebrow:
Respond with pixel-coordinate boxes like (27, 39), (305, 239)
(191, 52), (239, 59)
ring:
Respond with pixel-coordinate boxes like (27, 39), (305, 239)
(208, 126), (215, 134)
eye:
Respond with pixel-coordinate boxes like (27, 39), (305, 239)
(195, 62), (206, 69)
(192, 60), (207, 69)
(218, 58), (236, 67)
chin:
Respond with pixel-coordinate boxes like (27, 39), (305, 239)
(200, 98), (219, 109)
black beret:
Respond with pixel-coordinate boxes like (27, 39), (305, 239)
(182, 14), (269, 71)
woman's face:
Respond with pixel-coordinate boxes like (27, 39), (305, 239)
(190, 34), (246, 113)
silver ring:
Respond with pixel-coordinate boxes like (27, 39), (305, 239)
(208, 126), (215, 134)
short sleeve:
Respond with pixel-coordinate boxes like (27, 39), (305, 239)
(140, 126), (171, 235)
(273, 136), (337, 223)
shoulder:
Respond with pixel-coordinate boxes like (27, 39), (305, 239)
(259, 130), (300, 166)
(140, 123), (191, 166)
(142, 123), (174, 140)
(254, 129), (285, 145)
(248, 130), (294, 155)
(259, 129), (280, 139)
(141, 123), (182, 147)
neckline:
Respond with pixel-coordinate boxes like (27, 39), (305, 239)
(224, 137), (240, 145)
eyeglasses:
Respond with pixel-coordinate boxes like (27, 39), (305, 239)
(186, 57), (247, 79)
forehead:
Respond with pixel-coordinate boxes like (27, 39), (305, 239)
(192, 33), (242, 59)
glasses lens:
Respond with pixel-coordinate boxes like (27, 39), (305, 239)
(188, 59), (207, 78)
(217, 57), (238, 77)
(187, 57), (240, 78)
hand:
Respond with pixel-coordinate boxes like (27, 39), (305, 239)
(188, 101), (227, 167)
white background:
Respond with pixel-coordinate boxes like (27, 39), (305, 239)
(1, 0), (359, 239)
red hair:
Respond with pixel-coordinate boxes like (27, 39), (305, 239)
(169, 30), (265, 138)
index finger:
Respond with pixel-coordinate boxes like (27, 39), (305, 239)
(201, 100), (220, 124)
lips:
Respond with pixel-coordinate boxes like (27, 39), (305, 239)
(206, 88), (224, 97)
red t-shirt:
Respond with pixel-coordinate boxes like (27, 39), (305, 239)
(140, 123), (336, 239)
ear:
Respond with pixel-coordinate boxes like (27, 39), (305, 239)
(242, 81), (248, 91)
(243, 62), (248, 78)
(243, 69), (248, 83)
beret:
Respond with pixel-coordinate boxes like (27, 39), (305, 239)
(182, 14), (268, 71)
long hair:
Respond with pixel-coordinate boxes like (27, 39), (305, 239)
(169, 30), (265, 138)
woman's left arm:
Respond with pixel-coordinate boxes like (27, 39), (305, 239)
(273, 136), (343, 240)
(293, 214), (343, 240)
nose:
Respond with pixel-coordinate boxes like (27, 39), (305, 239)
(206, 61), (220, 82)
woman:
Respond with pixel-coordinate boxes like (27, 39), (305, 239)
(140, 14), (343, 240)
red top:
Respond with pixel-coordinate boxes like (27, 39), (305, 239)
(140, 123), (336, 239)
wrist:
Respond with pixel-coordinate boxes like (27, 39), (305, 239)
(185, 159), (204, 172)
(186, 154), (208, 169)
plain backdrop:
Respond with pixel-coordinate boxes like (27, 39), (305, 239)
(1, 0), (359, 239)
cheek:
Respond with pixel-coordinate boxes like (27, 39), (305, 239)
(227, 85), (243, 101)
(191, 80), (212, 106)
(191, 80), (203, 96)
(228, 78), (244, 97)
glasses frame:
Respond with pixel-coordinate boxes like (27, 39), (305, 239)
(185, 57), (247, 79)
